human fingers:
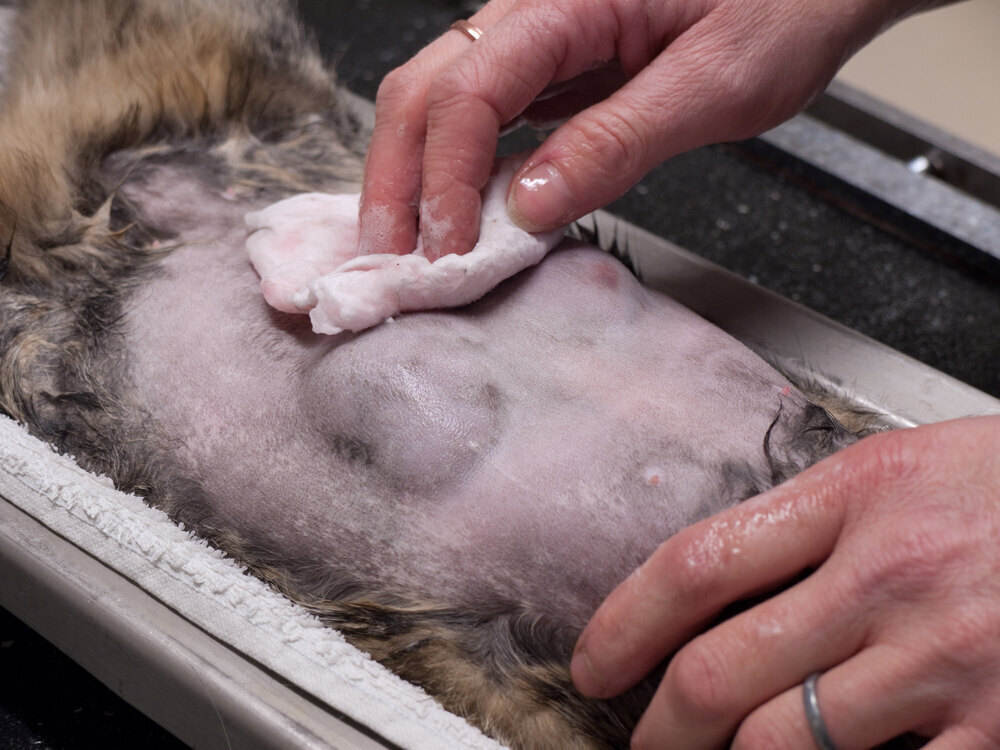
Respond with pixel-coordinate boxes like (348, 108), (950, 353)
(508, 63), (629, 133)
(692, 419), (1000, 749)
(358, 37), (461, 256)
(626, 565), (868, 747)
(730, 644), (956, 750)
(506, 0), (887, 232)
(357, 0), (516, 257)
(571, 453), (853, 699)
(415, 0), (641, 260)
(578, 416), (1000, 747)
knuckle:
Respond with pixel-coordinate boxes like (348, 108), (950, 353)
(667, 639), (733, 721)
(375, 66), (420, 107)
(569, 107), (649, 176)
(851, 518), (967, 601)
(813, 429), (928, 521)
(850, 543), (932, 603)
(425, 64), (481, 112)
(934, 605), (997, 659)
(852, 429), (924, 489)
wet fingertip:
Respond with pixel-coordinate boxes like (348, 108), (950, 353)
(420, 218), (478, 261)
(358, 204), (417, 256)
(507, 161), (575, 233)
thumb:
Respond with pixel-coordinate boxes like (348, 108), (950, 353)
(504, 1), (855, 233)
(505, 95), (658, 232)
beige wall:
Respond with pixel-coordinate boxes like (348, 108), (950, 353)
(835, 0), (1000, 156)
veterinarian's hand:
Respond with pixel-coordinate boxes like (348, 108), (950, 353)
(358, 0), (940, 260)
(573, 415), (1000, 748)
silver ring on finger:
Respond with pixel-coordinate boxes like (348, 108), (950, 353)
(803, 672), (840, 750)
(450, 19), (484, 42)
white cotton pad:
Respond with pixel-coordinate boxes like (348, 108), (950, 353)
(245, 160), (565, 334)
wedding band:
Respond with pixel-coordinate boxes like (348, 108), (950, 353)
(803, 672), (840, 750)
(450, 19), (484, 42)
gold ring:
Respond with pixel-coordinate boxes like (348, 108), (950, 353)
(450, 19), (484, 42)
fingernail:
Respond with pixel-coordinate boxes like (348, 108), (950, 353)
(570, 643), (604, 696)
(507, 161), (574, 232)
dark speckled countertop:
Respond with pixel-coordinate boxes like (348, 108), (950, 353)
(3, 1), (997, 748)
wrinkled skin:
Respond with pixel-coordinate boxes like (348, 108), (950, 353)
(125, 174), (852, 639)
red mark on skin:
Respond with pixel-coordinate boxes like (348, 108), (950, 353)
(780, 385), (791, 396)
(643, 467), (665, 486)
(588, 260), (620, 290)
